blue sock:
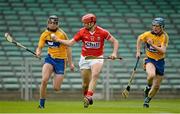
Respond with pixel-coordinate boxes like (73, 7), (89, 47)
(39, 99), (45, 107)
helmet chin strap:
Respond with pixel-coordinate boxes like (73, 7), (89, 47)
(47, 27), (58, 32)
(86, 23), (95, 31)
(151, 29), (163, 36)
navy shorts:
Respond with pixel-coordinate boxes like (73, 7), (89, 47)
(144, 57), (165, 76)
(44, 54), (65, 75)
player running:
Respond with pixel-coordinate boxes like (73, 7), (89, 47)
(36, 15), (74, 108)
(51, 13), (119, 108)
(136, 17), (169, 108)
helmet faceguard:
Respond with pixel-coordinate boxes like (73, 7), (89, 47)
(47, 15), (59, 32)
(81, 13), (96, 24)
(152, 17), (165, 28)
(48, 15), (59, 25)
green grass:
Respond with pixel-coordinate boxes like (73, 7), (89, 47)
(0, 99), (180, 113)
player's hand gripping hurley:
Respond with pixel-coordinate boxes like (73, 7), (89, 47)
(4, 32), (41, 60)
(122, 56), (140, 98)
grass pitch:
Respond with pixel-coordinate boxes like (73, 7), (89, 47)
(0, 99), (180, 113)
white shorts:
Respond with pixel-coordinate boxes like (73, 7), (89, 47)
(79, 55), (104, 70)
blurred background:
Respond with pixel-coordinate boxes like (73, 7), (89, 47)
(0, 0), (180, 101)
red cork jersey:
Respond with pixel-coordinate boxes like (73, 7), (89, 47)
(73, 26), (111, 56)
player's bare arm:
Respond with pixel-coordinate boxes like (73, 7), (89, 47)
(147, 38), (167, 54)
(66, 47), (75, 71)
(59, 39), (76, 47)
(51, 34), (76, 47)
(36, 47), (42, 58)
(136, 37), (142, 58)
(108, 36), (119, 59)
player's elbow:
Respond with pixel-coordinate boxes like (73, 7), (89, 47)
(162, 49), (166, 54)
(159, 46), (167, 54)
(115, 39), (119, 45)
(112, 38), (119, 47)
(137, 37), (142, 45)
(160, 48), (166, 54)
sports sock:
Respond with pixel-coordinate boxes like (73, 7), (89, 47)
(86, 90), (93, 97)
(144, 97), (152, 103)
(39, 99), (46, 107)
(147, 84), (152, 89)
(84, 90), (88, 96)
(144, 84), (151, 93)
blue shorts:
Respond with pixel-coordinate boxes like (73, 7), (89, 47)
(44, 55), (65, 75)
(144, 57), (165, 76)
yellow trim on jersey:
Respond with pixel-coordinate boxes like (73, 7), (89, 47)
(139, 31), (169, 60)
(38, 29), (69, 59)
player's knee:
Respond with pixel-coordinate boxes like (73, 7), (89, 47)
(92, 73), (99, 80)
(149, 72), (156, 77)
(147, 73), (155, 80)
(153, 85), (160, 90)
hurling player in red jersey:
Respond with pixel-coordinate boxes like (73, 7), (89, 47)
(51, 13), (119, 108)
